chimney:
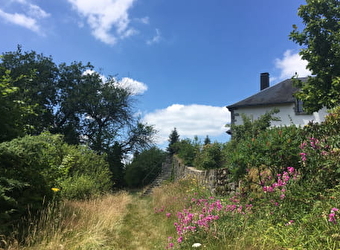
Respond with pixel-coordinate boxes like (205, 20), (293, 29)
(260, 72), (269, 91)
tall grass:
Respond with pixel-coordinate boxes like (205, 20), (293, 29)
(4, 177), (340, 250)
(4, 192), (132, 250)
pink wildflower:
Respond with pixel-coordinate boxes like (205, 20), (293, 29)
(329, 208), (339, 224)
(300, 152), (307, 162)
(285, 220), (294, 226)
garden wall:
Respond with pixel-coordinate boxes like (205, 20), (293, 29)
(172, 156), (237, 195)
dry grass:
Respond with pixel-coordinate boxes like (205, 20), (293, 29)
(4, 189), (177, 250)
(6, 192), (132, 250)
(3, 179), (210, 250)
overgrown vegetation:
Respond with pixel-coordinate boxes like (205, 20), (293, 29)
(0, 47), (158, 240)
(124, 147), (167, 188)
(3, 1), (340, 248)
(3, 166), (340, 249)
(0, 133), (112, 237)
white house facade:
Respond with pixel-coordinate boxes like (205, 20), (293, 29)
(227, 73), (328, 129)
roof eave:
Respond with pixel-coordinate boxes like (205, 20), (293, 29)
(227, 101), (295, 110)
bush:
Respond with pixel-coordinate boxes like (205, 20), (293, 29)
(0, 133), (65, 235)
(224, 126), (303, 181)
(125, 147), (166, 188)
(58, 145), (112, 199)
(174, 138), (200, 166)
(194, 142), (223, 169)
(0, 133), (112, 236)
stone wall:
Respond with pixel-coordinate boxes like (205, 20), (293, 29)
(172, 156), (237, 196)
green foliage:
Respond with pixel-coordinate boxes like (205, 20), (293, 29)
(167, 127), (180, 156)
(0, 133), (64, 235)
(0, 47), (156, 166)
(0, 68), (35, 142)
(1, 46), (59, 135)
(228, 108), (280, 142)
(295, 107), (340, 193)
(174, 138), (200, 166)
(124, 147), (166, 188)
(58, 146), (112, 199)
(224, 110), (301, 180)
(194, 142), (223, 169)
(0, 133), (112, 236)
(0, 177), (29, 234)
(290, 0), (340, 112)
(204, 135), (211, 145)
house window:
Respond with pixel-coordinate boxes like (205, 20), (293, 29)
(295, 99), (306, 114)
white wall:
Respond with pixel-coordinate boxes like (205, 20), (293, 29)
(232, 103), (328, 127)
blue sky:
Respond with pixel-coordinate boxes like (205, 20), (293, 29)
(0, 0), (311, 147)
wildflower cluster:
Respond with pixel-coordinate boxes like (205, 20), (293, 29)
(329, 208), (339, 224)
(261, 167), (298, 200)
(163, 196), (252, 249)
(299, 136), (340, 190)
(299, 137), (330, 163)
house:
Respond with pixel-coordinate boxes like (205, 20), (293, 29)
(226, 73), (328, 129)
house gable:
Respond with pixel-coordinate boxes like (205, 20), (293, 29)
(227, 77), (308, 110)
(226, 76), (327, 128)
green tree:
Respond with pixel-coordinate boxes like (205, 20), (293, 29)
(204, 135), (211, 145)
(124, 147), (166, 188)
(0, 47), (156, 167)
(167, 127), (180, 156)
(174, 138), (199, 166)
(194, 142), (223, 170)
(0, 46), (59, 134)
(290, 0), (340, 112)
(0, 68), (35, 142)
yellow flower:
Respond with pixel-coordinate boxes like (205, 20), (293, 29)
(51, 187), (60, 192)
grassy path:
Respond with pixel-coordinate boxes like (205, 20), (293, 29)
(113, 196), (171, 250)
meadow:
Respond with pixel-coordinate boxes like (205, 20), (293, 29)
(3, 174), (340, 250)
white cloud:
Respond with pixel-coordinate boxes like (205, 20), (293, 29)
(82, 69), (108, 82)
(0, 1), (49, 34)
(117, 77), (148, 95)
(0, 9), (39, 32)
(27, 3), (50, 18)
(83, 70), (147, 95)
(67, 0), (137, 45)
(142, 104), (231, 145)
(138, 16), (149, 24)
(275, 50), (311, 80)
(147, 28), (161, 45)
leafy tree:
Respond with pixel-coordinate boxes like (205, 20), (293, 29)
(0, 68), (35, 142)
(124, 147), (166, 188)
(0, 46), (59, 134)
(290, 0), (340, 112)
(0, 47), (157, 178)
(167, 127), (180, 156)
(194, 142), (223, 170)
(174, 138), (200, 166)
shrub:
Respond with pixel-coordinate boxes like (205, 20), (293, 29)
(174, 138), (200, 166)
(224, 125), (303, 181)
(58, 145), (112, 199)
(0, 133), (112, 236)
(124, 147), (166, 188)
(0, 133), (66, 235)
(194, 142), (223, 169)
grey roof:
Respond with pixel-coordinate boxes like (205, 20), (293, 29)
(227, 77), (307, 110)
